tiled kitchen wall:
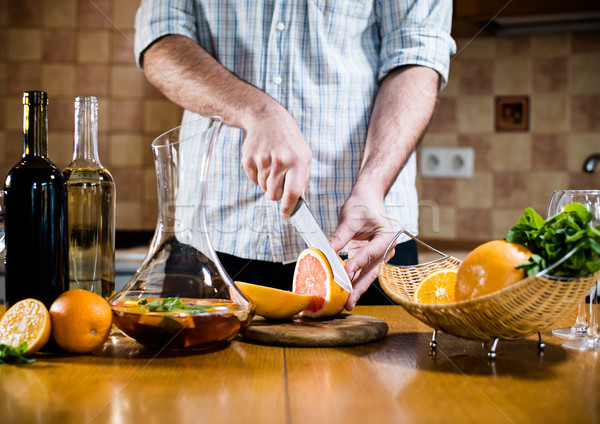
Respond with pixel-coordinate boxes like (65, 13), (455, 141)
(0, 0), (182, 230)
(418, 31), (600, 243)
(1, 1), (599, 242)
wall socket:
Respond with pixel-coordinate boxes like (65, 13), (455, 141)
(419, 147), (474, 178)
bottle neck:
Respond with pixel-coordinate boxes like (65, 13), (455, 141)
(71, 97), (102, 168)
(23, 95), (48, 158)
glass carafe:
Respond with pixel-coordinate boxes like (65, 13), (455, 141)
(109, 117), (253, 351)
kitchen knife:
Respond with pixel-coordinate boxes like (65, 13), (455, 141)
(288, 198), (353, 293)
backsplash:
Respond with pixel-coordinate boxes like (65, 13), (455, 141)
(0, 0), (181, 231)
(1, 1), (599, 241)
(417, 31), (600, 242)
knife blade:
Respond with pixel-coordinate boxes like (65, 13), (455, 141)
(288, 198), (353, 293)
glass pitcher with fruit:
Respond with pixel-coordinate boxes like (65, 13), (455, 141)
(109, 117), (253, 351)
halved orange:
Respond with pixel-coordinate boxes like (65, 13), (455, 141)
(235, 281), (313, 320)
(0, 298), (52, 354)
(292, 248), (349, 318)
(413, 268), (457, 304)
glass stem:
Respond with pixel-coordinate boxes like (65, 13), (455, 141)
(572, 298), (589, 333)
(587, 282), (599, 340)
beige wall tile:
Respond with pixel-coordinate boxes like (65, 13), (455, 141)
(418, 179), (456, 206)
(457, 208), (491, 240)
(112, 99), (142, 131)
(8, 29), (42, 61)
(421, 133), (458, 147)
(110, 66), (145, 97)
(0, 132), (5, 163)
(531, 93), (568, 132)
(78, 65), (109, 96)
(79, 0), (111, 29)
(48, 97), (75, 132)
(493, 172), (529, 207)
(456, 172), (493, 208)
(42, 64), (76, 96)
(143, 168), (158, 201)
(43, 30), (76, 61)
(48, 131), (74, 169)
(454, 37), (495, 59)
(4, 130), (23, 165)
(78, 31), (110, 63)
(6, 63), (41, 95)
(116, 201), (144, 230)
(43, 0), (77, 28)
(491, 208), (529, 240)
(96, 97), (111, 131)
(570, 54), (600, 94)
(109, 133), (144, 166)
(112, 168), (142, 201)
(418, 204), (455, 239)
(531, 34), (569, 57)
(112, 30), (136, 64)
(457, 96), (494, 133)
(4, 95), (22, 131)
(112, 0), (140, 29)
(495, 36), (531, 57)
(143, 99), (183, 133)
(494, 58), (531, 94)
(490, 133), (531, 171)
(528, 171), (570, 215)
(566, 133), (600, 172)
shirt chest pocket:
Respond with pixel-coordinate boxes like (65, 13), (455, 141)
(309, 0), (373, 20)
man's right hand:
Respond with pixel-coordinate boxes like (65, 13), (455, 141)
(241, 105), (312, 217)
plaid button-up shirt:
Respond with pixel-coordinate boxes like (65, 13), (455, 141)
(135, 0), (455, 263)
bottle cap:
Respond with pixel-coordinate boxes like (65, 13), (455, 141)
(23, 91), (48, 105)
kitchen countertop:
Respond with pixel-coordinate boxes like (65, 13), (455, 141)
(0, 305), (598, 423)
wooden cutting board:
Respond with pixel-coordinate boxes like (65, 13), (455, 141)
(241, 313), (388, 347)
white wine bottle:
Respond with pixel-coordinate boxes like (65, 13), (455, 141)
(63, 97), (116, 299)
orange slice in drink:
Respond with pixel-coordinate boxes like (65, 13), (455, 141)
(292, 248), (349, 318)
(413, 268), (457, 304)
(0, 298), (52, 354)
(235, 282), (313, 320)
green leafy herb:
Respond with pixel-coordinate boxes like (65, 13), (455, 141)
(505, 204), (600, 277)
(138, 297), (211, 313)
(0, 342), (35, 364)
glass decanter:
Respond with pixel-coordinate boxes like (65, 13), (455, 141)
(109, 117), (253, 351)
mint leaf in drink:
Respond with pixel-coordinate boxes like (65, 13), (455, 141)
(141, 297), (211, 313)
(505, 204), (600, 278)
(0, 342), (35, 364)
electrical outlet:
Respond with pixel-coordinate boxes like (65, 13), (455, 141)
(419, 147), (474, 178)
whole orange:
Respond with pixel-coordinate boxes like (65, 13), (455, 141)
(455, 240), (532, 301)
(49, 289), (113, 353)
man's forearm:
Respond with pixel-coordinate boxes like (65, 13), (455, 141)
(353, 66), (439, 199)
(142, 34), (281, 130)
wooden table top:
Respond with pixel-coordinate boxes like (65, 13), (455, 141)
(1, 305), (598, 424)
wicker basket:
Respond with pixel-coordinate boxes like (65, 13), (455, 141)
(378, 231), (600, 342)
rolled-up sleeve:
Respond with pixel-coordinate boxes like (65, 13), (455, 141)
(134, 0), (200, 68)
(377, 0), (456, 87)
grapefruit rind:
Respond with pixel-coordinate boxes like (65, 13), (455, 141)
(235, 281), (314, 320)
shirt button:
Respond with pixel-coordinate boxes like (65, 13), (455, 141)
(276, 22), (285, 31)
(273, 75), (282, 85)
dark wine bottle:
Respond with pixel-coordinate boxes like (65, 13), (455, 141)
(3, 91), (68, 309)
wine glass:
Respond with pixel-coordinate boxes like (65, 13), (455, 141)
(549, 190), (592, 338)
(547, 190), (600, 351)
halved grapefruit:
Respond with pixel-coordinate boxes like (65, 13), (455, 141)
(235, 282), (313, 320)
(292, 248), (349, 318)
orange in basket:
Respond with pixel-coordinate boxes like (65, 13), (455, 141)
(413, 268), (457, 304)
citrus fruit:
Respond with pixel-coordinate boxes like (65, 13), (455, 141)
(49, 289), (113, 354)
(292, 248), (349, 318)
(0, 298), (51, 354)
(235, 281), (313, 320)
(455, 240), (532, 301)
(413, 268), (457, 304)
